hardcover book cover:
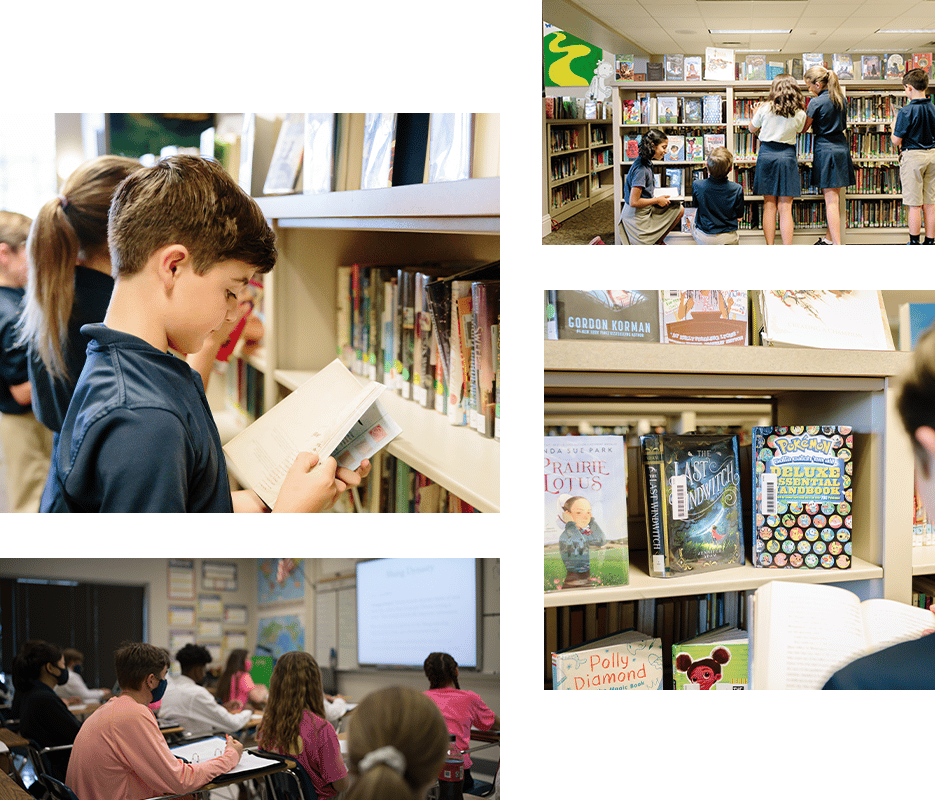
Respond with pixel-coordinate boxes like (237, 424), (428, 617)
(752, 426), (853, 570)
(704, 48), (734, 81)
(544, 435), (630, 592)
(912, 53), (933, 77)
(672, 626), (749, 689)
(861, 55), (881, 79)
(686, 135), (704, 161)
(623, 100), (642, 124)
(702, 94), (722, 124)
(665, 54), (684, 81)
(886, 53), (906, 78)
(703, 133), (726, 157)
(683, 97), (703, 123)
(470, 280), (499, 438)
(660, 290), (748, 345)
(657, 97), (679, 124)
(647, 62), (665, 81)
(832, 54), (854, 79)
(803, 53), (825, 72)
(664, 135), (685, 161)
(640, 433), (744, 578)
(552, 630), (662, 690)
(767, 62), (784, 79)
(616, 54), (635, 81)
(553, 290), (661, 342)
(685, 56), (702, 81)
(624, 134), (642, 160)
(745, 55), (767, 80)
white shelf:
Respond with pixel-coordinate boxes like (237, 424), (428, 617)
(255, 178), (499, 234)
(275, 369), (500, 513)
(912, 546), (935, 576)
(544, 556), (883, 607)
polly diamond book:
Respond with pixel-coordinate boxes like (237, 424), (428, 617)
(553, 630), (662, 690)
(641, 433), (744, 578)
(752, 426), (853, 570)
(552, 290), (661, 342)
(544, 435), (629, 592)
(672, 626), (749, 689)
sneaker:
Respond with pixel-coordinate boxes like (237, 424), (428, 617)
(814, 238), (830, 245)
(588, 236), (606, 245)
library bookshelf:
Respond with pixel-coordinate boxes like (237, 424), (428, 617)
(545, 115), (614, 223)
(612, 80), (922, 245)
(223, 174), (500, 513)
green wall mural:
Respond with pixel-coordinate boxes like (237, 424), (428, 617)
(543, 27), (603, 88)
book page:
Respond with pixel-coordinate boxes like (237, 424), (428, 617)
(169, 737), (276, 775)
(860, 598), (934, 652)
(756, 581), (868, 689)
(332, 396), (401, 471)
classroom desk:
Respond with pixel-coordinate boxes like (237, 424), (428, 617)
(168, 737), (294, 800)
(0, 771), (31, 800)
(0, 731), (27, 751)
(69, 703), (100, 721)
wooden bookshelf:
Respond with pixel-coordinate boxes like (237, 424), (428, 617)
(545, 112), (615, 223)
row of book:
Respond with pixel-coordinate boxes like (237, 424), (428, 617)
(622, 94), (723, 125)
(225, 359), (265, 425)
(590, 149), (612, 171)
(376, 454), (477, 513)
(550, 154), (579, 182)
(848, 131), (899, 159)
(913, 489), (935, 547)
(846, 199), (909, 228)
(548, 127), (581, 154)
(912, 575), (935, 608)
(544, 96), (611, 121)
(622, 132), (724, 163)
(550, 182), (583, 210)
(337, 263), (499, 441)
(853, 165), (902, 194)
(544, 290), (894, 350)
(846, 95), (911, 123)
(733, 164), (822, 196)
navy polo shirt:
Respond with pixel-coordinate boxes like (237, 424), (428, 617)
(0, 286), (30, 415)
(41, 323), (234, 512)
(894, 98), (935, 150)
(691, 177), (745, 234)
(806, 90), (848, 138)
(29, 265), (114, 432)
(624, 160), (655, 204)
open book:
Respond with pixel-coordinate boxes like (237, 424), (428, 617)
(751, 581), (935, 689)
(223, 359), (401, 509)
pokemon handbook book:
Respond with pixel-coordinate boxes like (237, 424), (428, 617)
(641, 433), (744, 578)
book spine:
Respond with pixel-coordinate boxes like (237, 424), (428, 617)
(641, 436), (668, 578)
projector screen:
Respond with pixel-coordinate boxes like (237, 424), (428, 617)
(356, 558), (480, 669)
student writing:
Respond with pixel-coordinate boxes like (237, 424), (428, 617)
(891, 68), (935, 245)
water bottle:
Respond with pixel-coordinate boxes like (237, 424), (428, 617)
(437, 734), (464, 800)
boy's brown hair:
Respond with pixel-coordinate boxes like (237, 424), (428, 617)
(903, 68), (929, 92)
(706, 147), (733, 179)
(0, 210), (31, 249)
(114, 641), (170, 690)
(107, 155), (277, 279)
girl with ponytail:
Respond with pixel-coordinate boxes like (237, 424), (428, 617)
(802, 65), (856, 245)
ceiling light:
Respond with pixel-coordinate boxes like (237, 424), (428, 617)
(734, 48), (784, 53)
(709, 29), (792, 34)
(876, 28), (935, 33)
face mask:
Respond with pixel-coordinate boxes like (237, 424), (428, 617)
(50, 664), (69, 686)
(150, 677), (168, 703)
(245, 659), (252, 672)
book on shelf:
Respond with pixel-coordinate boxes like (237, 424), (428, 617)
(660, 290), (748, 345)
(767, 61), (784, 79)
(549, 290), (661, 342)
(664, 135), (685, 161)
(622, 99), (642, 125)
(616, 54), (635, 81)
(647, 61), (665, 81)
(427, 113), (474, 183)
(544, 435), (630, 592)
(391, 113), (430, 187)
(624, 134), (641, 160)
(640, 432), (744, 579)
(832, 53), (854, 79)
(657, 96), (679, 124)
(223, 359), (402, 510)
(683, 97), (702, 123)
(703, 132), (725, 157)
(745, 55), (767, 81)
(751, 580), (935, 689)
(584, 100), (598, 120)
(898, 302), (935, 350)
(786, 57), (804, 80)
(672, 626), (749, 689)
(803, 53), (824, 72)
(752, 426), (854, 571)
(912, 53), (933, 77)
(360, 112), (396, 189)
(756, 290), (894, 350)
(470, 281), (499, 438)
(449, 283), (473, 427)
(665, 168), (683, 196)
(704, 48), (734, 82)
(702, 94), (722, 124)
(262, 113), (305, 195)
(685, 135), (704, 161)
(302, 113), (344, 195)
(378, 453), (477, 512)
(552, 630), (663, 690)
(413, 272), (436, 409)
(681, 206), (697, 234)
(665, 54), (684, 81)
(913, 486), (934, 547)
(544, 290), (558, 340)
(861, 55), (881, 79)
(886, 53), (906, 78)
(685, 56), (702, 81)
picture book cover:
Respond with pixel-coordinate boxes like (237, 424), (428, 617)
(683, 97), (703, 123)
(647, 61), (665, 81)
(665, 168), (683, 195)
(788, 57), (804, 80)
(544, 435), (630, 592)
(672, 626), (749, 689)
(622, 99), (642, 125)
(640, 433), (744, 578)
(686, 135), (704, 161)
(552, 630), (662, 690)
(704, 48), (734, 81)
(681, 207), (697, 234)
(552, 290), (661, 342)
(702, 94), (722, 124)
(752, 426), (854, 570)
(767, 62), (784, 80)
(624, 134), (642, 160)
(861, 55), (881, 79)
(832, 54), (854, 79)
(665, 54), (684, 81)
(803, 53), (825, 72)
(664, 135), (685, 161)
(886, 53), (906, 78)
(758, 290), (894, 350)
(685, 56), (702, 81)
(616, 54), (635, 81)
(657, 96), (679, 124)
(745, 55), (767, 80)
(912, 53), (933, 76)
(703, 133), (726, 157)
(660, 290), (748, 345)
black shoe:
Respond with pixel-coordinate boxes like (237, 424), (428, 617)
(814, 237), (830, 245)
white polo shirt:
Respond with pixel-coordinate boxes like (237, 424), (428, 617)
(156, 675), (253, 736)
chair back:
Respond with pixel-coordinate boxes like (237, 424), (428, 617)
(256, 750), (318, 800)
(40, 774), (80, 800)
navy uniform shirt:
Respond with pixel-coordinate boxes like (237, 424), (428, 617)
(691, 177), (745, 234)
(0, 285), (29, 415)
(806, 90), (848, 139)
(41, 324), (234, 512)
(624, 159), (655, 204)
(29, 265), (114, 432)
(893, 97), (935, 150)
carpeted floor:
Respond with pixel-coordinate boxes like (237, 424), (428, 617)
(543, 198), (615, 245)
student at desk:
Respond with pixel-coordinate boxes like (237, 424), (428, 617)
(216, 649), (268, 711)
(157, 644), (253, 736)
(54, 648), (113, 705)
(67, 642), (242, 800)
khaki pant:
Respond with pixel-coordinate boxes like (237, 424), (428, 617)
(0, 410), (53, 512)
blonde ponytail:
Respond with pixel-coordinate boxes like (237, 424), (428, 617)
(804, 65), (847, 110)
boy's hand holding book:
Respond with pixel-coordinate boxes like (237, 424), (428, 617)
(273, 453), (371, 513)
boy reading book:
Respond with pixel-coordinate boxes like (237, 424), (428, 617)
(41, 155), (369, 512)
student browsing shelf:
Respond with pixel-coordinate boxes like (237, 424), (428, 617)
(618, 129), (684, 245)
(346, 686), (449, 800)
(256, 651), (348, 799)
(0, 210), (52, 512)
(891, 68), (935, 245)
(67, 642), (243, 800)
(423, 652), (498, 793)
(40, 155), (370, 512)
(690, 147), (745, 245)
(215, 648), (268, 710)
(749, 74), (807, 246)
(53, 648), (113, 704)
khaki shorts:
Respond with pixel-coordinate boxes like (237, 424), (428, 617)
(692, 227), (740, 245)
(899, 148), (935, 207)
(0, 410), (53, 512)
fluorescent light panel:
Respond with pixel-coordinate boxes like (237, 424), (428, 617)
(876, 28), (935, 33)
(709, 29), (792, 33)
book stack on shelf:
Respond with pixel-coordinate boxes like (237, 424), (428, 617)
(377, 453), (479, 513)
(219, 111), (499, 514)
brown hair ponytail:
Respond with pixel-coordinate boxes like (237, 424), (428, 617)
(804, 65), (847, 110)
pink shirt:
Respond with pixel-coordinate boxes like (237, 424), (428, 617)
(423, 688), (496, 769)
(66, 695), (240, 800)
(229, 671), (255, 707)
(270, 709), (346, 800)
